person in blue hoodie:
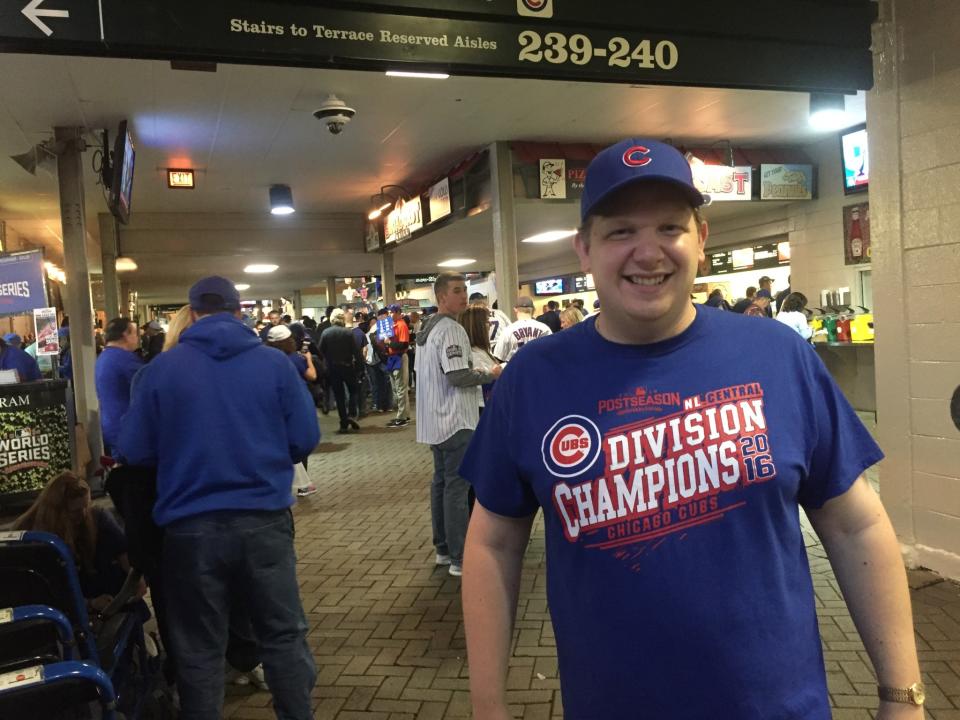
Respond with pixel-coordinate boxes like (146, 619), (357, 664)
(95, 317), (143, 456)
(118, 276), (320, 720)
(0, 334), (41, 382)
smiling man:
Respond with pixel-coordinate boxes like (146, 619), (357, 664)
(460, 139), (923, 719)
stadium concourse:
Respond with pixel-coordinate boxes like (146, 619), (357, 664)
(219, 407), (960, 720)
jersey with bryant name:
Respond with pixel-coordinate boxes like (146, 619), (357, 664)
(462, 306), (882, 720)
(493, 318), (552, 362)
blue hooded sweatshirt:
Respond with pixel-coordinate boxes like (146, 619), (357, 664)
(117, 313), (320, 527)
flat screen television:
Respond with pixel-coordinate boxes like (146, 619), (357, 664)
(109, 120), (136, 224)
(535, 278), (564, 295)
(841, 124), (869, 195)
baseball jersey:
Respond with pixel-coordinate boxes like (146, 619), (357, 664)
(487, 308), (512, 345)
(461, 307), (883, 719)
(493, 318), (552, 362)
(414, 314), (479, 446)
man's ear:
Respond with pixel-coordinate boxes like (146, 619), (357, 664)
(573, 232), (591, 273)
(697, 220), (709, 265)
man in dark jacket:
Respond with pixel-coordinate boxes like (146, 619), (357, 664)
(536, 300), (563, 333)
(118, 276), (320, 720)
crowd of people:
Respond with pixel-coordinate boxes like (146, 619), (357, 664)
(7, 136), (925, 720)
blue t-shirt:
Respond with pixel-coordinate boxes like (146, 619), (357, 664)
(461, 307), (883, 720)
(95, 347), (143, 453)
(0, 345), (41, 381)
(288, 351), (308, 378)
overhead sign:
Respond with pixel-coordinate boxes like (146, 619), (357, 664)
(692, 165), (753, 202)
(428, 177), (451, 223)
(0, 251), (47, 316)
(0, 1), (875, 93)
(385, 196), (423, 244)
(539, 159), (566, 199)
(167, 168), (195, 189)
(760, 164), (814, 200)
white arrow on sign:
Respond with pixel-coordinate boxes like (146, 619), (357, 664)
(21, 0), (70, 37)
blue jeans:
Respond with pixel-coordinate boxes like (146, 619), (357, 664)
(430, 429), (473, 565)
(162, 510), (315, 720)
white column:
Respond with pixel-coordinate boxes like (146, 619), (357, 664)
(489, 142), (519, 313)
(98, 213), (121, 319)
(55, 127), (101, 471)
(381, 251), (396, 305)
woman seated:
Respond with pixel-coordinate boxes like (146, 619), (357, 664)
(14, 471), (136, 614)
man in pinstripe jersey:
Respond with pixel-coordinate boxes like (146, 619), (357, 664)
(415, 271), (503, 577)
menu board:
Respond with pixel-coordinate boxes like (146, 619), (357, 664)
(699, 241), (790, 277)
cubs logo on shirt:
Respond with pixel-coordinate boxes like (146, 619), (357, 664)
(517, 0), (554, 18)
(541, 415), (601, 479)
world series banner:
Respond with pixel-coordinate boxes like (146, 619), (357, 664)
(0, 380), (72, 498)
(0, 250), (47, 316)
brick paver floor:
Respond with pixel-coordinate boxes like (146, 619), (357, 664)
(220, 406), (960, 720)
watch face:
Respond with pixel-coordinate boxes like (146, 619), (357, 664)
(909, 683), (926, 705)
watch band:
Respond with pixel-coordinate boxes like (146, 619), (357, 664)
(878, 682), (925, 706)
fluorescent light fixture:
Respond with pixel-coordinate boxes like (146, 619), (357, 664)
(244, 264), (279, 274)
(437, 258), (476, 268)
(234, 283), (251, 291)
(115, 257), (138, 272)
(522, 229), (577, 244)
(368, 201), (393, 220)
(386, 70), (450, 79)
(809, 93), (851, 131)
(269, 184), (295, 215)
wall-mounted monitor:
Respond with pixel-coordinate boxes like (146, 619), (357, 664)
(841, 124), (869, 195)
(535, 278), (564, 295)
(109, 120), (136, 224)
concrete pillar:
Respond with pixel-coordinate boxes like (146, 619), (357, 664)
(54, 127), (101, 470)
(381, 251), (396, 306)
(98, 213), (121, 319)
(868, 0), (960, 579)
(325, 277), (337, 307)
(489, 141), (519, 314)
(293, 290), (303, 318)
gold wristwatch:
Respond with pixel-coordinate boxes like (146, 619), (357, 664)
(877, 682), (925, 706)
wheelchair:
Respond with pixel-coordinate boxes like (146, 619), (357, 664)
(0, 530), (174, 719)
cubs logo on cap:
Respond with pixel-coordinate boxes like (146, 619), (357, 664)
(517, 0), (553, 18)
(580, 138), (708, 222)
(542, 415), (602, 478)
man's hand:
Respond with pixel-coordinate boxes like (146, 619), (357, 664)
(490, 364), (503, 379)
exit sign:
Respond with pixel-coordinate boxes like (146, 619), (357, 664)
(167, 169), (195, 189)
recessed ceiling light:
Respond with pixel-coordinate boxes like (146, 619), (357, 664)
(116, 257), (138, 272)
(386, 71), (450, 79)
(235, 283), (251, 291)
(809, 93), (852, 131)
(269, 185), (295, 215)
(244, 264), (278, 274)
(522, 230), (577, 244)
(437, 258), (476, 268)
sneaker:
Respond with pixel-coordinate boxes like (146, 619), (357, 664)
(448, 564), (463, 577)
(233, 664), (268, 690)
(435, 554), (452, 566)
(296, 484), (318, 497)
(390, 418), (410, 428)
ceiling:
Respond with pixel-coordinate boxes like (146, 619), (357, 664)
(0, 52), (865, 303)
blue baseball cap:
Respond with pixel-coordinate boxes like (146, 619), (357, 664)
(188, 276), (241, 313)
(2, 333), (20, 345)
(388, 304), (402, 313)
(581, 138), (707, 222)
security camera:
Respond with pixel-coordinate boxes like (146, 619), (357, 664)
(313, 95), (356, 135)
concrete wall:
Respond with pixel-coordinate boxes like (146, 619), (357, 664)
(870, 0), (960, 579)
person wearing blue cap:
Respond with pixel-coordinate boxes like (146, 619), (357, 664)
(118, 276), (320, 720)
(461, 140), (922, 719)
(0, 332), (40, 382)
(385, 304), (411, 428)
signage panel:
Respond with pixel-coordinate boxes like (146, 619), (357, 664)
(0, 251), (47, 316)
(0, 1), (875, 93)
(385, 196), (423, 244)
(693, 165), (753, 202)
(760, 164), (814, 200)
(428, 177), (451, 223)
